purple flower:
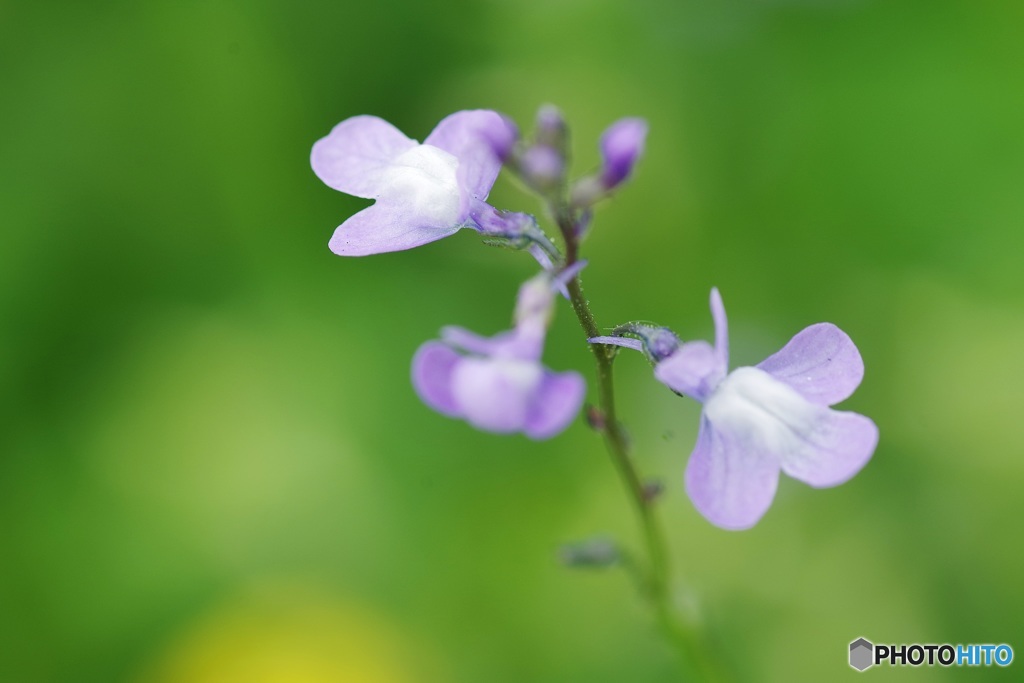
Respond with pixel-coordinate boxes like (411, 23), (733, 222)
(311, 110), (514, 256)
(412, 275), (585, 439)
(592, 288), (878, 530)
(599, 117), (648, 188)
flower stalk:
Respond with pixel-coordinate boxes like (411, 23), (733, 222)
(549, 198), (723, 681)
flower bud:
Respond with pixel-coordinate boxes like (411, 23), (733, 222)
(599, 117), (648, 189)
(569, 176), (605, 209)
(642, 326), (680, 362)
(559, 537), (619, 568)
(534, 104), (568, 152)
(642, 479), (664, 503)
(520, 144), (564, 190)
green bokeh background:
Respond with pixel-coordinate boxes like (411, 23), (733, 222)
(2, 1), (1022, 681)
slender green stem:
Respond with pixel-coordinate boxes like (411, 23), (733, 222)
(552, 203), (723, 682)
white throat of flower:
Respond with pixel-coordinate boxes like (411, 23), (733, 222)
(703, 366), (819, 456)
(379, 145), (462, 225)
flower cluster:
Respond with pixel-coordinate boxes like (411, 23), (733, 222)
(311, 106), (878, 530)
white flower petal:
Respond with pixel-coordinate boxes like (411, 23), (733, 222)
(703, 366), (877, 495)
(379, 145), (462, 226)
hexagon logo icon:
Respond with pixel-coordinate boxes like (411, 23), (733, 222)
(850, 637), (874, 671)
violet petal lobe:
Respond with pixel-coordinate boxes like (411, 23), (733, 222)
(311, 115), (418, 198)
(440, 325), (505, 357)
(328, 202), (463, 256)
(653, 340), (719, 401)
(756, 323), (865, 406)
(424, 110), (510, 202)
(524, 371), (586, 440)
(411, 341), (463, 417)
(685, 415), (781, 531)
(710, 287), (729, 370)
(589, 336), (645, 352)
(778, 409), (879, 488)
(450, 356), (544, 434)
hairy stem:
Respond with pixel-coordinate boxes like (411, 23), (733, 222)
(553, 204), (723, 681)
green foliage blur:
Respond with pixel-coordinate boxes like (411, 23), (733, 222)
(2, 0), (1022, 681)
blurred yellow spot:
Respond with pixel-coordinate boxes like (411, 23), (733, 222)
(139, 584), (422, 683)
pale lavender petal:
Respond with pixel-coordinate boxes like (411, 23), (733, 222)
(700, 365), (876, 509)
(499, 324), (545, 362)
(528, 243), (556, 273)
(524, 371), (586, 440)
(311, 116), (417, 198)
(411, 341), (463, 417)
(685, 416), (781, 531)
(779, 409), (878, 488)
(482, 113), (519, 162)
(328, 203), (462, 256)
(450, 357), (543, 433)
(554, 260), (588, 291)
(756, 323), (865, 406)
(654, 341), (721, 401)
(710, 287), (728, 370)
(589, 336), (644, 352)
(425, 110), (509, 202)
(441, 326), (505, 356)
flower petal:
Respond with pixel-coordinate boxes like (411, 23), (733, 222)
(710, 287), (728, 370)
(328, 202), (463, 256)
(654, 340), (720, 401)
(589, 336), (644, 352)
(756, 323), (864, 406)
(425, 110), (509, 202)
(450, 357), (543, 434)
(411, 341), (463, 417)
(311, 116), (418, 198)
(779, 409), (878, 488)
(440, 326), (502, 356)
(700, 365), (877, 508)
(685, 416), (781, 530)
(524, 371), (586, 440)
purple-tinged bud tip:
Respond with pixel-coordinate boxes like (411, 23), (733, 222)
(599, 117), (648, 188)
(643, 326), (679, 362)
(535, 105), (567, 148)
(520, 145), (564, 187)
(591, 323), (680, 362)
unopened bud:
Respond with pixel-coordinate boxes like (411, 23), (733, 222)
(520, 145), (564, 189)
(599, 117), (648, 189)
(643, 327), (679, 362)
(534, 104), (568, 153)
(642, 479), (664, 503)
(585, 404), (606, 430)
(569, 176), (606, 209)
(559, 537), (619, 568)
